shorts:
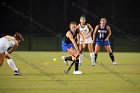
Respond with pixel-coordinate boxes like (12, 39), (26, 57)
(96, 38), (110, 46)
(80, 37), (93, 44)
(0, 45), (7, 54)
(0, 38), (8, 53)
(61, 40), (74, 52)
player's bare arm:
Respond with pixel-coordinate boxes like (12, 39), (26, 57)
(7, 41), (19, 54)
(87, 23), (93, 38)
(105, 25), (111, 41)
(93, 25), (99, 43)
(66, 31), (79, 51)
(76, 26), (80, 44)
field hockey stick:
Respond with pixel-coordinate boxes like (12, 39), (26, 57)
(64, 48), (84, 74)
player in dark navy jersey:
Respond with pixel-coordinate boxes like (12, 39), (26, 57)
(61, 21), (85, 74)
(93, 18), (118, 65)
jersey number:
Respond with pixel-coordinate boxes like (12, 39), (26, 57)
(99, 33), (104, 38)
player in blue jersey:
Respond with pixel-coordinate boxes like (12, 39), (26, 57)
(62, 21), (85, 74)
(93, 18), (118, 65)
(62, 16), (95, 66)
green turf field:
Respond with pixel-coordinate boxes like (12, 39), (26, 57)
(0, 52), (140, 93)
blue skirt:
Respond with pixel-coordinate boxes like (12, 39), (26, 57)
(96, 38), (110, 46)
(61, 40), (74, 52)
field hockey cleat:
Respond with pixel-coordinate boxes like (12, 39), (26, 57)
(14, 69), (21, 75)
(112, 61), (118, 65)
(61, 56), (69, 65)
(73, 70), (83, 74)
(92, 62), (96, 66)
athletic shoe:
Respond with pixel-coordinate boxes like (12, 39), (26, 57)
(73, 70), (83, 74)
(78, 70), (83, 74)
(92, 62), (96, 66)
(14, 69), (21, 75)
(112, 61), (118, 65)
(61, 56), (69, 65)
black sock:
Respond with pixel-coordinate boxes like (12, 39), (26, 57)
(95, 54), (98, 63)
(65, 56), (73, 61)
(75, 59), (79, 71)
(109, 52), (115, 62)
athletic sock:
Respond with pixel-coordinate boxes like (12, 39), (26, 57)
(109, 52), (115, 62)
(95, 54), (98, 63)
(7, 59), (18, 71)
(65, 56), (73, 61)
(74, 59), (79, 71)
(79, 53), (83, 64)
(90, 52), (95, 63)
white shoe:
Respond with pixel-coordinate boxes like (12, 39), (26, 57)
(73, 70), (83, 74)
(14, 69), (21, 75)
(112, 61), (118, 65)
(92, 62), (96, 66)
(61, 56), (69, 65)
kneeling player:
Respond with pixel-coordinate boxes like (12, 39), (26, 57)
(61, 21), (85, 74)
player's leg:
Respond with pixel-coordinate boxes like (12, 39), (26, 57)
(87, 43), (95, 66)
(61, 56), (72, 65)
(67, 48), (83, 74)
(5, 52), (21, 75)
(79, 44), (83, 66)
(61, 40), (73, 65)
(94, 44), (100, 65)
(64, 56), (73, 61)
(0, 53), (5, 66)
(104, 45), (118, 64)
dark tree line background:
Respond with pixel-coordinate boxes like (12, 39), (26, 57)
(0, 0), (140, 51)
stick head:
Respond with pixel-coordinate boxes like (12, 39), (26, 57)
(64, 70), (68, 74)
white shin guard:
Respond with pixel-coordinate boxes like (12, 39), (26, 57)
(90, 52), (95, 63)
(79, 54), (83, 64)
(7, 59), (18, 71)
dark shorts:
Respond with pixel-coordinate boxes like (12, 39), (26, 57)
(61, 40), (74, 52)
(96, 38), (110, 46)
